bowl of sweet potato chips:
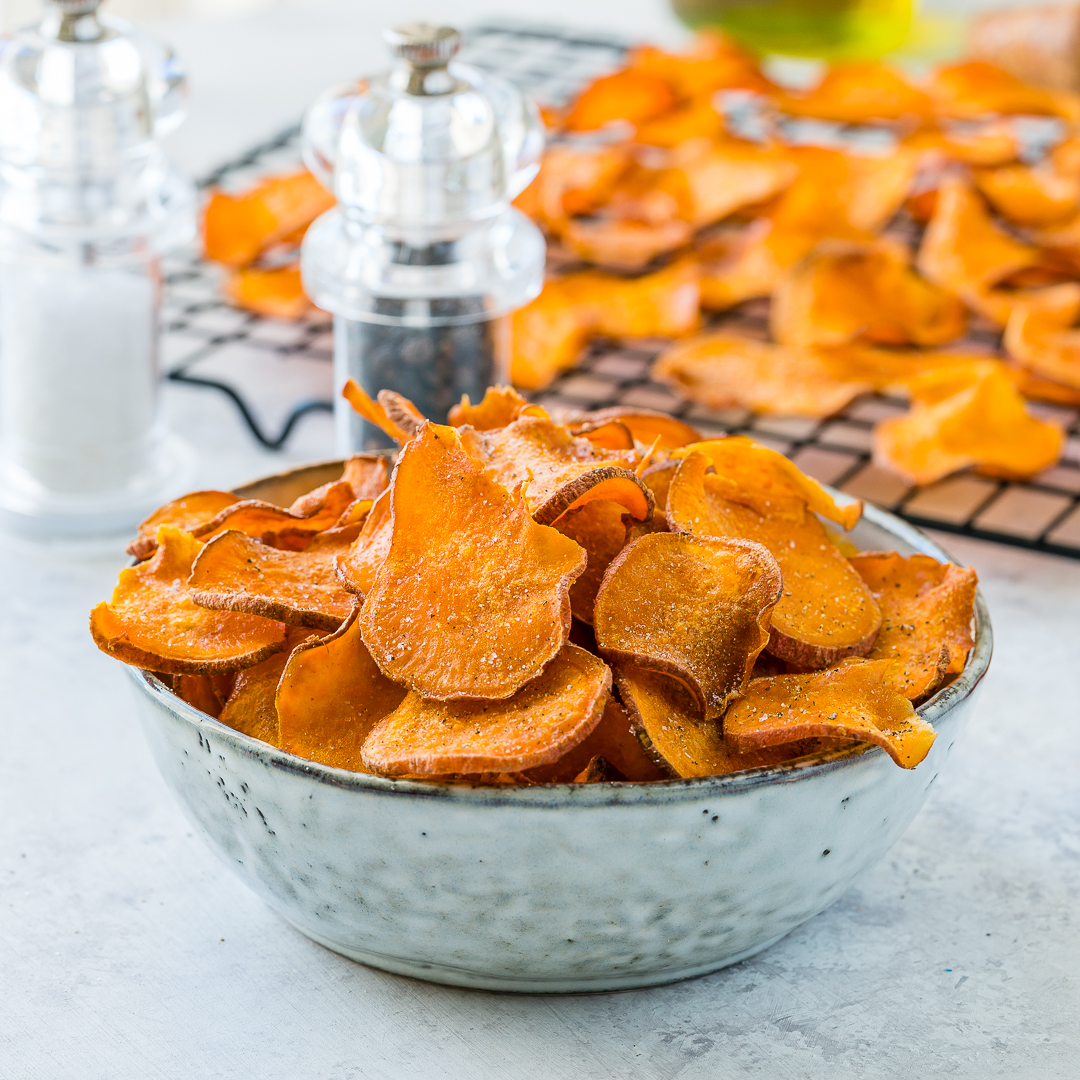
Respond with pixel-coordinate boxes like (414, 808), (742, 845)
(96, 385), (990, 992)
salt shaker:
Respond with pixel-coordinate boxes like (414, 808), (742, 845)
(0, 0), (194, 537)
(301, 23), (546, 451)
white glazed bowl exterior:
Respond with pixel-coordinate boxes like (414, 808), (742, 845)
(128, 462), (991, 993)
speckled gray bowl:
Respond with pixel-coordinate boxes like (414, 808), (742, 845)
(127, 461), (991, 993)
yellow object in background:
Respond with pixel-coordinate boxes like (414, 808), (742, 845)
(672, 0), (913, 60)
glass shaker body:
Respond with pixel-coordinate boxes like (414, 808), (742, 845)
(0, 6), (194, 536)
(301, 31), (545, 451)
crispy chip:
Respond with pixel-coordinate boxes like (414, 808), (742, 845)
(634, 99), (725, 147)
(928, 60), (1076, 120)
(654, 332), (872, 418)
(359, 424), (587, 700)
(516, 143), (632, 233)
(219, 648), (296, 746)
(562, 218), (693, 271)
(448, 386), (546, 430)
(360, 644), (611, 775)
(615, 664), (834, 778)
(850, 552), (978, 699)
(1004, 282), (1080, 390)
(640, 459), (679, 509)
(569, 419), (637, 452)
(128, 490), (239, 560)
(336, 489), (393, 596)
(724, 659), (936, 769)
(771, 241), (967, 350)
(523, 696), (664, 782)
(627, 33), (768, 99)
(189, 526), (360, 631)
(778, 62), (931, 123)
(90, 526), (287, 674)
(510, 284), (595, 391)
(341, 454), (391, 500)
(276, 605), (407, 771)
(917, 177), (1041, 326)
(172, 673), (231, 718)
(555, 500), (631, 625)
(594, 532), (781, 720)
(462, 416), (653, 524)
(377, 389), (426, 439)
(667, 451), (880, 668)
(974, 162), (1080, 228)
(578, 407), (701, 449)
(191, 481), (355, 552)
(672, 437), (863, 530)
(224, 264), (311, 320)
(873, 362), (1064, 485)
(565, 68), (677, 131)
(341, 379), (411, 443)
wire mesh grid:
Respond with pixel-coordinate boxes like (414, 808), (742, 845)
(161, 21), (1080, 559)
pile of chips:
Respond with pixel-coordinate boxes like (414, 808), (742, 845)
(91, 385), (977, 782)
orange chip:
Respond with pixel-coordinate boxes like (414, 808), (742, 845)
(672, 437), (862, 530)
(359, 424), (587, 700)
(594, 532), (781, 720)
(615, 664), (836, 778)
(333, 497), (374, 529)
(377, 389), (426, 439)
(627, 33), (768, 99)
(555, 500), (631, 625)
(516, 143), (632, 233)
(563, 218), (693, 271)
(1004, 282), (1080, 390)
(463, 415), (653, 524)
(974, 162), (1080, 229)
(851, 551), (978, 699)
(634, 98), (725, 147)
(276, 605), (408, 772)
(778, 62), (932, 123)
(510, 283), (595, 391)
(128, 490), (239, 560)
(654, 332), (872, 418)
(172, 673), (232, 718)
(565, 68), (677, 132)
(90, 526), (287, 674)
(569, 418), (637, 453)
(523, 696), (664, 782)
(336, 489), (393, 596)
(578, 407), (701, 450)
(874, 362), (1063, 485)
(448, 386), (547, 430)
(771, 241), (967, 350)
(341, 379), (411, 444)
(341, 453), (391, 500)
(189, 526), (360, 632)
(724, 659), (936, 769)
(668, 450), (880, 668)
(191, 481), (355, 552)
(928, 60), (1077, 120)
(218, 648), (297, 746)
(640, 459), (679, 509)
(360, 644), (611, 776)
(223, 264), (311, 320)
(203, 171), (335, 266)
(917, 177), (1042, 326)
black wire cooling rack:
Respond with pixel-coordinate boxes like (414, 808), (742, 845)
(161, 21), (1080, 560)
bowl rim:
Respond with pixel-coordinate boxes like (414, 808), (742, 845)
(128, 462), (993, 809)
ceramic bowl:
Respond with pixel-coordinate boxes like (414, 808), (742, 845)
(127, 460), (992, 993)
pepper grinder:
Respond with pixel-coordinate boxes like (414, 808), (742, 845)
(0, 0), (195, 538)
(301, 23), (546, 451)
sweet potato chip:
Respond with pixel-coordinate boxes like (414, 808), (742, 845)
(850, 552), (978, 699)
(90, 526), (287, 674)
(189, 526), (359, 632)
(640, 459), (679, 509)
(667, 451), (880, 668)
(654, 332), (872, 418)
(778, 62), (932, 123)
(974, 162), (1080, 228)
(377, 389), (426, 439)
(360, 644), (611, 776)
(448, 386), (546, 430)
(203, 171), (335, 266)
(578, 407), (701, 450)
(341, 379), (411, 443)
(127, 490), (239, 560)
(510, 283), (595, 391)
(873, 363), (1064, 485)
(724, 659), (936, 769)
(771, 241), (967, 350)
(172, 673), (231, 718)
(555, 500), (631, 625)
(569, 419), (636, 452)
(191, 481), (355, 551)
(615, 664), (834, 778)
(336, 487), (393, 596)
(523, 696), (664, 782)
(565, 68), (677, 132)
(573, 756), (624, 782)
(224, 264), (311, 320)
(634, 98), (725, 147)
(594, 532), (781, 720)
(928, 60), (1076, 120)
(516, 143), (632, 233)
(462, 416), (653, 524)
(673, 437), (862, 530)
(627, 33), (767, 99)
(562, 218), (693, 271)
(276, 605), (407, 772)
(218, 650), (296, 745)
(917, 177), (1042, 326)
(341, 453), (391, 500)
(1004, 283), (1080, 390)
(359, 424), (586, 700)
